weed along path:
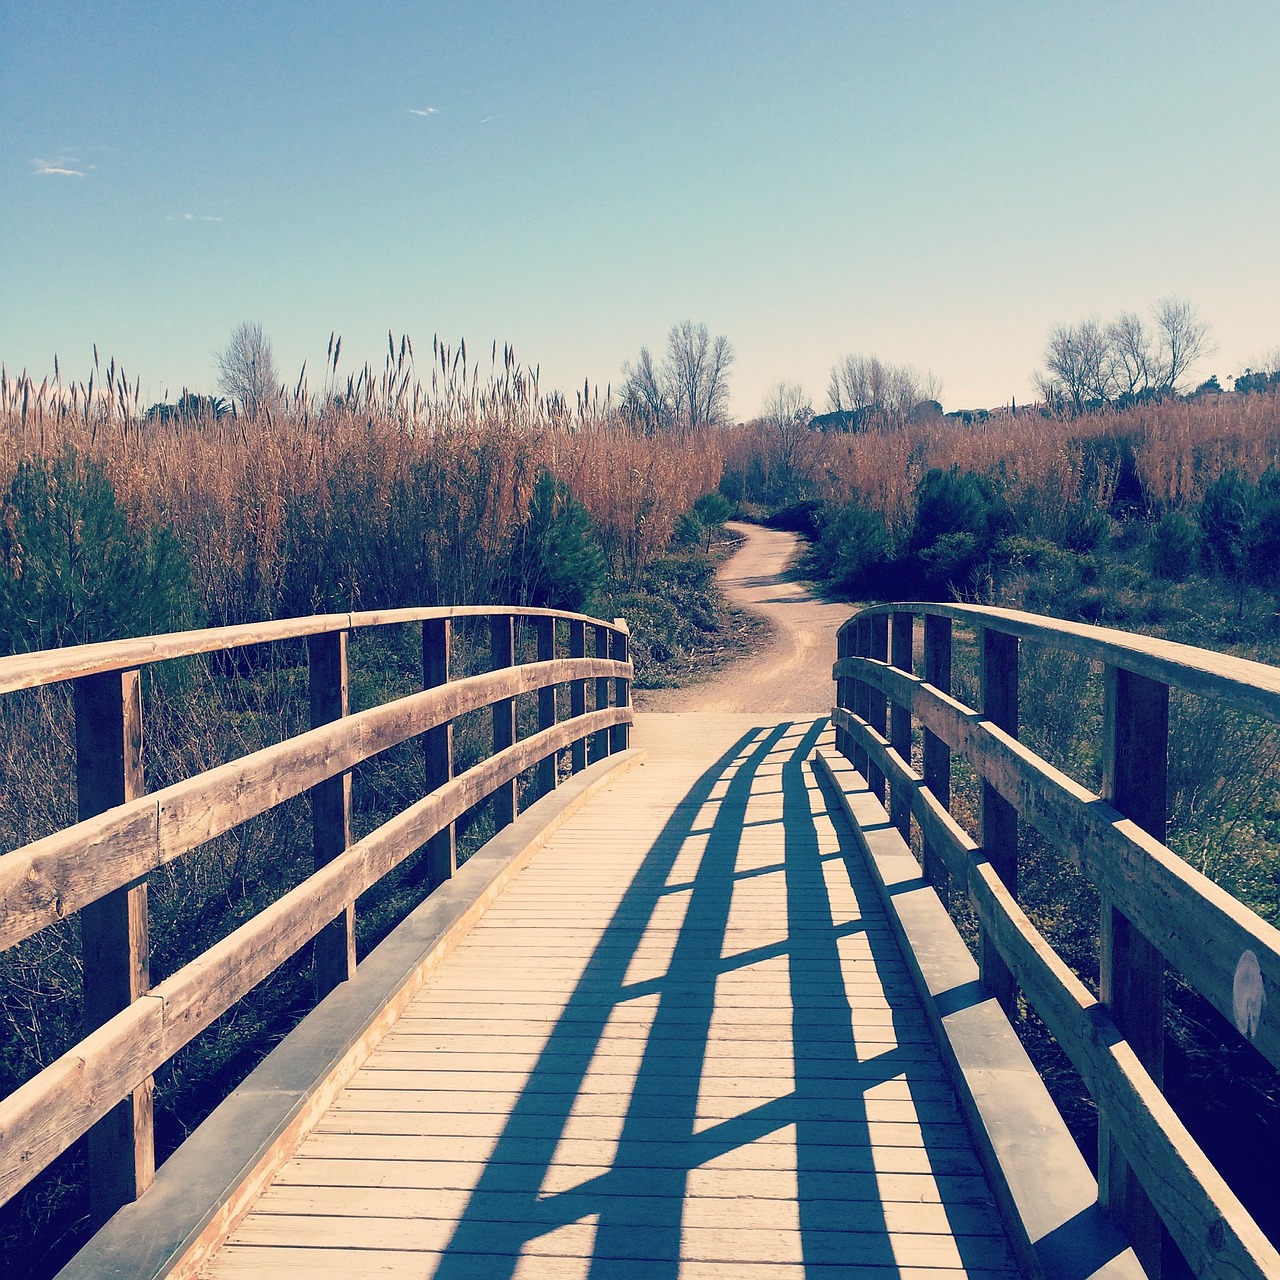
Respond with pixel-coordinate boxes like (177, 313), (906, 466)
(638, 521), (853, 714)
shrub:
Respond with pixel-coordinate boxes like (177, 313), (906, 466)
(907, 468), (1011, 597)
(1151, 510), (1199, 580)
(0, 449), (193, 653)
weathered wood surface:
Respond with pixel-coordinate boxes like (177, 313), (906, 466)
(835, 598), (1280, 1279)
(0, 606), (629, 695)
(837, 655), (1280, 1072)
(0, 657), (627, 952)
(848, 601), (1280, 724)
(200, 714), (1019, 1279)
(0, 709), (628, 1205)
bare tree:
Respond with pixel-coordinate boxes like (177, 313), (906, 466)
(217, 322), (280, 417)
(619, 346), (672, 432)
(1039, 318), (1115, 413)
(827, 354), (940, 430)
(666, 320), (735, 427)
(1154, 296), (1213, 393)
(1106, 311), (1157, 398)
(620, 321), (735, 429)
(1033, 298), (1215, 410)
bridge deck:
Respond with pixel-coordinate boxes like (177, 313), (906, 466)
(200, 714), (1021, 1279)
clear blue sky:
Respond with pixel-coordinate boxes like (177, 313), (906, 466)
(3, 1), (1278, 417)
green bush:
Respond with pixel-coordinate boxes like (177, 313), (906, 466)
(1151, 510), (1199, 580)
(508, 471), (606, 612)
(908, 468), (1011, 596)
(0, 448), (193, 653)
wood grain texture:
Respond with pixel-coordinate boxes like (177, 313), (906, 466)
(0, 607), (630, 696)
(0, 658), (627, 952)
(842, 654), (1280, 1070)
(0, 711), (628, 1203)
(198, 713), (1019, 1279)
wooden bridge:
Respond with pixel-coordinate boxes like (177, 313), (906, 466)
(2, 601), (1279, 1279)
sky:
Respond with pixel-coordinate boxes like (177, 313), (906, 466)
(3, 1), (1279, 419)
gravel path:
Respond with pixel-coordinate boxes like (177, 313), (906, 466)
(635, 522), (853, 715)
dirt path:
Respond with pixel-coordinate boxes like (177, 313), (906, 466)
(635, 522), (853, 714)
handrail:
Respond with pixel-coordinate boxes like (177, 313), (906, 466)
(0, 607), (632, 1232)
(834, 602), (1279, 1280)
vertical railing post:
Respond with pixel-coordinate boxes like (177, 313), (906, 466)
(569, 619), (587, 774)
(866, 613), (889, 804)
(890, 611), (914, 841)
(922, 615), (953, 892)
(979, 627), (1019, 1015)
(423, 617), (455, 886)
(834, 623), (852, 757)
(491, 614), (517, 829)
(1099, 665), (1169, 1278)
(610, 620), (630, 753)
(75, 668), (154, 1224)
(309, 631), (356, 998)
(591, 623), (610, 763)
(851, 618), (870, 780)
(536, 616), (557, 799)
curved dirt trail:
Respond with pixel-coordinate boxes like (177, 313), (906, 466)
(635, 522), (853, 715)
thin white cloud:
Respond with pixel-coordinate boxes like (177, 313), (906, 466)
(408, 107), (439, 117)
(33, 157), (85, 177)
(166, 212), (224, 223)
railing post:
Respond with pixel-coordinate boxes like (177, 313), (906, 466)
(610, 620), (630, 754)
(922, 615), (952, 892)
(491, 614), (517, 829)
(309, 631), (356, 998)
(591, 623), (610, 763)
(852, 618), (870, 780)
(866, 613), (889, 804)
(423, 617), (456, 885)
(1099, 665), (1169, 1278)
(980, 627), (1019, 1015)
(890, 611), (914, 840)
(569, 619), (587, 774)
(536, 616), (557, 799)
(835, 624), (852, 757)
(75, 668), (155, 1224)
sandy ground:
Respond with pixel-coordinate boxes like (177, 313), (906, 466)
(634, 522), (854, 715)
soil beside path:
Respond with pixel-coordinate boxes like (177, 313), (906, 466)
(634, 521), (853, 714)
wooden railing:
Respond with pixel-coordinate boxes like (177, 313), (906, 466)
(834, 603), (1280, 1280)
(0, 606), (632, 1228)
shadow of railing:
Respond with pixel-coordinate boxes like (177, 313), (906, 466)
(431, 718), (1006, 1275)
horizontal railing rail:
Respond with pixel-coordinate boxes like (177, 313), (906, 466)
(834, 602), (1280, 1280)
(0, 606), (632, 1231)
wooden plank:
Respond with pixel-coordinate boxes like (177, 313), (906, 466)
(0, 658), (625, 953)
(0, 713), (629, 1200)
(591, 623), (610, 764)
(309, 631), (355, 997)
(922, 613), (952, 892)
(185, 715), (1019, 1280)
(979, 628), (1018, 1016)
(491, 615), (517, 829)
(967, 856), (1279, 1280)
(889, 611), (913, 840)
(0, 607), (631, 696)
(850, 600), (1280, 726)
(609, 620), (630, 755)
(74, 667), (155, 1223)
(423, 616), (456, 886)
(569, 619), (587, 773)
(535, 617), (557, 799)
(1099, 664), (1169, 1277)
(849, 656), (1280, 1071)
